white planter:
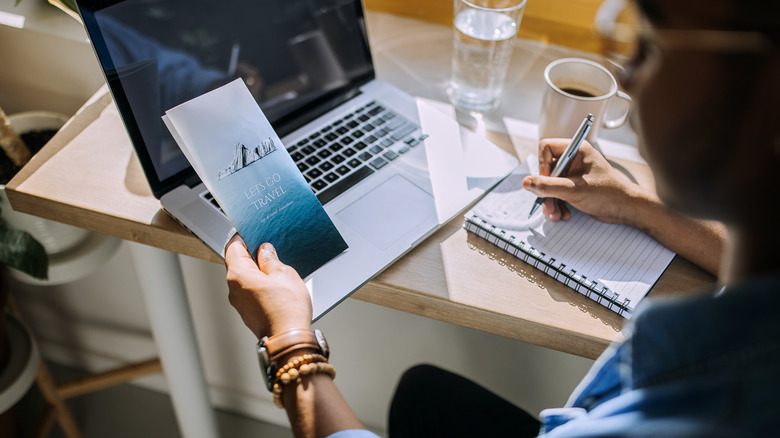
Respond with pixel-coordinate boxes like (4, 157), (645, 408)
(0, 314), (40, 412)
(2, 111), (91, 256)
(3, 111), (122, 285)
(7, 110), (69, 137)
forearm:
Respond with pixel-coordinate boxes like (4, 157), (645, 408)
(225, 239), (370, 438)
(625, 188), (726, 277)
(283, 373), (365, 438)
(275, 347), (364, 438)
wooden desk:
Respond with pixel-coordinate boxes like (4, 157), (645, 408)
(6, 10), (714, 437)
(6, 83), (715, 360)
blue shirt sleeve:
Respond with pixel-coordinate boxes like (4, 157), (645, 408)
(326, 429), (381, 438)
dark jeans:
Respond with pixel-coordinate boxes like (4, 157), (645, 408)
(388, 364), (541, 438)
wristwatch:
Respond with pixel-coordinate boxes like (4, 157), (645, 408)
(257, 329), (329, 391)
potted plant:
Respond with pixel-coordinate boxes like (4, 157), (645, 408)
(0, 106), (49, 279)
(14, 0), (79, 20)
(0, 105), (49, 437)
(46, 0), (79, 19)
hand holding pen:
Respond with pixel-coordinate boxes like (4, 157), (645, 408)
(528, 114), (594, 218)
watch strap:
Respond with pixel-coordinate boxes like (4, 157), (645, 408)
(271, 342), (321, 362)
(258, 329), (329, 391)
(263, 329), (319, 358)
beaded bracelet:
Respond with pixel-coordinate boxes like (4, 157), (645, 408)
(272, 353), (336, 408)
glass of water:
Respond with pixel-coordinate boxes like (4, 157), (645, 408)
(449, 0), (527, 114)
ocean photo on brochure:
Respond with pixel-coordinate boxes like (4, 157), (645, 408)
(164, 79), (348, 278)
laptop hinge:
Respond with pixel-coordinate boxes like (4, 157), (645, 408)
(184, 173), (202, 188)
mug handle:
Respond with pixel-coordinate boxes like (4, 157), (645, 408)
(602, 90), (632, 129)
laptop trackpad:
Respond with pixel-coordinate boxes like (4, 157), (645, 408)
(337, 175), (435, 250)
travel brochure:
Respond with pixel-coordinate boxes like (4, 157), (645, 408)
(163, 79), (347, 278)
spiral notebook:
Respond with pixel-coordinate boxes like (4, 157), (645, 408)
(464, 163), (675, 318)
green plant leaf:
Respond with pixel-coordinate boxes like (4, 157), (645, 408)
(14, 0), (78, 13)
(60, 0), (78, 12)
(0, 222), (48, 280)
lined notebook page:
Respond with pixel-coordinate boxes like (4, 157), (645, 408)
(464, 165), (675, 317)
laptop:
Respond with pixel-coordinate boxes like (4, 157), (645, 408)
(76, 0), (518, 319)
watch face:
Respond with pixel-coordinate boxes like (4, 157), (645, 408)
(314, 329), (330, 358)
(257, 342), (274, 391)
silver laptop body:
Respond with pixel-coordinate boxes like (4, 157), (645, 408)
(77, 0), (518, 319)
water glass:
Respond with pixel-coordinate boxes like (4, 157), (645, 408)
(448, 0), (527, 114)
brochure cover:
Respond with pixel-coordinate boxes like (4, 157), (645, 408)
(163, 79), (347, 278)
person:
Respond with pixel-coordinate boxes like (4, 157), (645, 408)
(224, 0), (780, 436)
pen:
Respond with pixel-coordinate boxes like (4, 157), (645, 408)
(528, 113), (594, 218)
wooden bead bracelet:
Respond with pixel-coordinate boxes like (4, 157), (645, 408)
(272, 353), (336, 408)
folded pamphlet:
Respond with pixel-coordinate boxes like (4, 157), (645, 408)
(163, 79), (347, 278)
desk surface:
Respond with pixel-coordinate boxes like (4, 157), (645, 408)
(7, 12), (715, 360)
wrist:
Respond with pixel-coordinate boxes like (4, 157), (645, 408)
(258, 330), (335, 410)
(275, 347), (319, 369)
(264, 311), (312, 340)
(619, 184), (659, 229)
(263, 322), (311, 340)
(279, 370), (335, 410)
(275, 355), (336, 409)
(256, 328), (329, 391)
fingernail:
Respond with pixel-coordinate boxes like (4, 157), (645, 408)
(523, 179), (541, 196)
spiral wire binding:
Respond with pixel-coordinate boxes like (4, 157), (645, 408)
(465, 215), (633, 317)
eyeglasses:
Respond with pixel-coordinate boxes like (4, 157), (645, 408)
(594, 0), (775, 81)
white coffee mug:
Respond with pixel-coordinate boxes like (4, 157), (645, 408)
(539, 58), (631, 146)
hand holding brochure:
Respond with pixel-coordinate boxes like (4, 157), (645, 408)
(464, 159), (675, 318)
(163, 79), (347, 278)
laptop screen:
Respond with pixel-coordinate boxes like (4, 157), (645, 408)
(77, 0), (374, 198)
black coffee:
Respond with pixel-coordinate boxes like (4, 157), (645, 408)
(560, 87), (597, 98)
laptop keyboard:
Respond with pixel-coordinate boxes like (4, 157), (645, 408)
(289, 100), (427, 205)
(202, 101), (426, 213)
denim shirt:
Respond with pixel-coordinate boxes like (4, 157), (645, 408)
(540, 273), (780, 437)
(328, 274), (780, 438)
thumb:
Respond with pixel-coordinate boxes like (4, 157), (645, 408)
(257, 242), (285, 275)
(522, 175), (576, 200)
(225, 233), (255, 267)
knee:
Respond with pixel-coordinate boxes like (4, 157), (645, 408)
(399, 364), (443, 386)
(389, 364), (447, 437)
(391, 364), (454, 409)
(395, 364), (446, 393)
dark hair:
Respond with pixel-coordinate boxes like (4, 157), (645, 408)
(635, 0), (780, 41)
